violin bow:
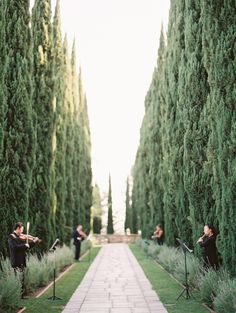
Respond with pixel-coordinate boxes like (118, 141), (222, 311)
(26, 222), (30, 245)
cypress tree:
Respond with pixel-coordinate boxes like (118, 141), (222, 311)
(0, 0), (35, 256)
(201, 0), (236, 272)
(0, 1), (5, 156)
(124, 177), (131, 231)
(107, 175), (114, 234)
(31, 0), (55, 250)
(132, 0), (236, 274)
(181, 0), (211, 249)
(63, 35), (75, 241)
(78, 71), (92, 231)
(70, 41), (80, 229)
(91, 184), (102, 234)
(52, 0), (67, 243)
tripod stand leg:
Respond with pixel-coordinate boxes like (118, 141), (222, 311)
(48, 255), (62, 300)
(176, 287), (186, 300)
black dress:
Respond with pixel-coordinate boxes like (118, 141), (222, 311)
(199, 235), (219, 270)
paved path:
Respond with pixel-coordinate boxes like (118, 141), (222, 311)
(62, 243), (168, 313)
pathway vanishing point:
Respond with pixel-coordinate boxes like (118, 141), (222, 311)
(62, 243), (168, 313)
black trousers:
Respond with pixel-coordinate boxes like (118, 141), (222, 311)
(75, 243), (81, 260)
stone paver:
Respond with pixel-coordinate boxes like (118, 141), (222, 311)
(62, 244), (168, 313)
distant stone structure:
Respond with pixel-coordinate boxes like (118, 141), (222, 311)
(91, 234), (140, 245)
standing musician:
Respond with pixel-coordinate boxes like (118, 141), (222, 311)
(197, 224), (219, 270)
(8, 222), (40, 296)
(73, 224), (87, 261)
(152, 224), (164, 245)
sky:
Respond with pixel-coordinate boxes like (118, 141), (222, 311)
(48, 0), (170, 231)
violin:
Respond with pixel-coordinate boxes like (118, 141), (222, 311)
(19, 233), (42, 243)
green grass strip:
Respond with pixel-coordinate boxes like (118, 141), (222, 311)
(130, 244), (210, 313)
(20, 247), (100, 313)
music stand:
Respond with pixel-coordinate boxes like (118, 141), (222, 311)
(176, 238), (194, 300)
(48, 239), (62, 300)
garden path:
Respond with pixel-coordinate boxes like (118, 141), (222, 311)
(62, 243), (168, 313)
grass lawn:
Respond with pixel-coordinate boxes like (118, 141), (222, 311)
(20, 247), (100, 313)
(130, 244), (211, 313)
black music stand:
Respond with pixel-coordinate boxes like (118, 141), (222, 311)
(176, 238), (195, 300)
(48, 239), (62, 300)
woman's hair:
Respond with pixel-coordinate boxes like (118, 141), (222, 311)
(205, 224), (218, 236)
(157, 224), (163, 230)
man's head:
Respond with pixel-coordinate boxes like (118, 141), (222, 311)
(14, 222), (24, 235)
(77, 224), (83, 231)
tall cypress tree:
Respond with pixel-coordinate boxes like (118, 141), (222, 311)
(201, 0), (236, 272)
(70, 41), (80, 229)
(52, 0), (67, 243)
(91, 184), (102, 234)
(181, 0), (210, 249)
(63, 35), (75, 241)
(0, 1), (5, 157)
(124, 177), (132, 231)
(31, 0), (54, 250)
(107, 175), (114, 234)
(0, 0), (35, 256)
(78, 70), (92, 231)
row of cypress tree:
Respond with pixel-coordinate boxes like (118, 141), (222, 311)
(132, 0), (236, 273)
(0, 0), (92, 257)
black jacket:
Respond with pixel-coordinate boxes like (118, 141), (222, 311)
(73, 230), (83, 246)
(8, 232), (35, 268)
(199, 235), (219, 269)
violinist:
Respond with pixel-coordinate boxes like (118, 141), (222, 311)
(8, 222), (40, 292)
(197, 224), (219, 270)
(73, 224), (87, 261)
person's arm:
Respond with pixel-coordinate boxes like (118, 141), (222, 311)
(79, 230), (87, 240)
(8, 235), (28, 251)
(156, 229), (163, 238)
(198, 236), (213, 247)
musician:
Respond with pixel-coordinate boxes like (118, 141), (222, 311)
(73, 224), (87, 261)
(197, 224), (219, 270)
(8, 222), (39, 271)
(153, 224), (164, 245)
(8, 222), (39, 297)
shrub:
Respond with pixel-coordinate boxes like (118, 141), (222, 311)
(174, 254), (201, 287)
(0, 258), (21, 313)
(93, 216), (102, 234)
(197, 268), (230, 306)
(157, 245), (182, 274)
(140, 239), (151, 253)
(24, 244), (74, 293)
(213, 278), (236, 313)
(147, 242), (161, 258)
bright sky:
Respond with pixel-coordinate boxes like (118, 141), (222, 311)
(35, 0), (170, 231)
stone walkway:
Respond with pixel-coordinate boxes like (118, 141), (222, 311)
(62, 243), (168, 313)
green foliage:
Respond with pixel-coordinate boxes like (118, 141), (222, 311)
(24, 245), (74, 294)
(197, 268), (230, 306)
(0, 259), (21, 313)
(132, 0), (236, 272)
(93, 216), (102, 234)
(213, 278), (236, 313)
(107, 175), (114, 234)
(30, 0), (55, 251)
(0, 1), (92, 256)
(124, 177), (132, 231)
(0, 0), (35, 257)
(137, 240), (235, 311)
